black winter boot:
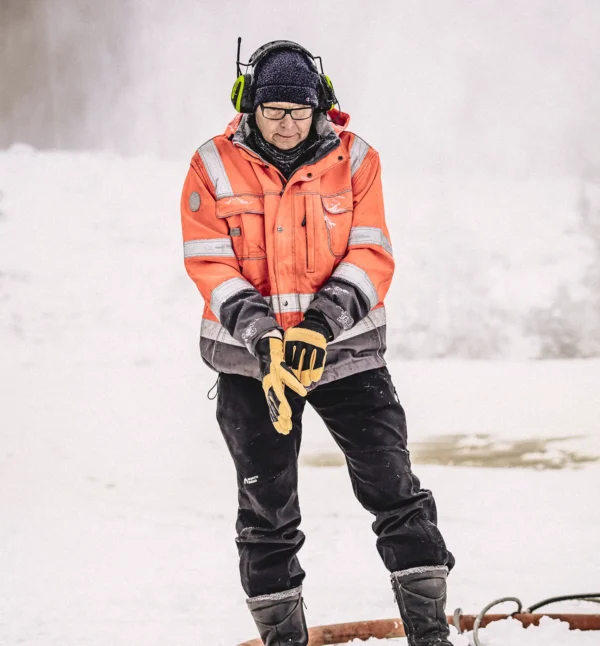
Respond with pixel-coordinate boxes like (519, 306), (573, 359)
(246, 585), (309, 646)
(391, 566), (453, 646)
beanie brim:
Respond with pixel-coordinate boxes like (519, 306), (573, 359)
(254, 85), (319, 109)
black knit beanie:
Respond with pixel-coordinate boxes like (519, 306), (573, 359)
(253, 49), (320, 109)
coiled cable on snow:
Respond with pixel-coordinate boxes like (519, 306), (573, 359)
(456, 592), (600, 646)
(472, 597), (523, 646)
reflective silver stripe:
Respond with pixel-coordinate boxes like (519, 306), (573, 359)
(350, 135), (369, 177)
(201, 307), (386, 348)
(184, 238), (235, 258)
(268, 293), (316, 314)
(200, 318), (243, 347)
(197, 140), (234, 199)
(210, 277), (255, 319)
(332, 306), (386, 345)
(348, 227), (393, 255)
(208, 287), (317, 322)
(332, 262), (379, 309)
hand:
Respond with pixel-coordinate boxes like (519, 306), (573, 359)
(283, 312), (332, 388)
(256, 336), (307, 435)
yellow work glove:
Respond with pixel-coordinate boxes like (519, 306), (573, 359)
(256, 336), (307, 435)
(283, 312), (332, 388)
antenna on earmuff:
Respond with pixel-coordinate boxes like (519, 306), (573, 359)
(236, 37), (242, 77)
(313, 55), (325, 75)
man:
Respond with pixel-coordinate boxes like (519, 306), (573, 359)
(181, 40), (455, 646)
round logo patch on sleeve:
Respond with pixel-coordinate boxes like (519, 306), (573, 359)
(189, 191), (201, 212)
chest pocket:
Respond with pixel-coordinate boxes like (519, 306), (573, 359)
(321, 189), (353, 257)
(216, 194), (266, 260)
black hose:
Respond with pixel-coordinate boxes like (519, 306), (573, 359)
(526, 593), (600, 613)
(462, 592), (600, 646)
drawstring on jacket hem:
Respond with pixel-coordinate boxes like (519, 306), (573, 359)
(207, 374), (220, 400)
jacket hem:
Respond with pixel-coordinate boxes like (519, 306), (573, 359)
(309, 354), (386, 390)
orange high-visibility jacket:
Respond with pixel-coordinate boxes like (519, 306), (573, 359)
(181, 109), (394, 386)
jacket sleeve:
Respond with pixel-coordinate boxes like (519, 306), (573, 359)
(305, 147), (395, 339)
(181, 153), (281, 355)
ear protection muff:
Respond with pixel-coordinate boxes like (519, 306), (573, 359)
(230, 73), (253, 113)
(230, 38), (338, 114)
(319, 74), (337, 112)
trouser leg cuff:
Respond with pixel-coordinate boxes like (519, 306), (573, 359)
(391, 565), (448, 581)
(246, 585), (303, 606)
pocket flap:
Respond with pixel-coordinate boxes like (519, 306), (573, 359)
(216, 194), (264, 218)
(321, 190), (353, 214)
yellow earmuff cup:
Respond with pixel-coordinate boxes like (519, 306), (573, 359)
(324, 74), (335, 110)
(231, 76), (246, 112)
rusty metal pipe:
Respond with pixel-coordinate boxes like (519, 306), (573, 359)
(237, 613), (600, 645)
(464, 612), (600, 632)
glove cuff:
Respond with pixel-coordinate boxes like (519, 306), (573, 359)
(256, 335), (282, 360)
(301, 310), (334, 342)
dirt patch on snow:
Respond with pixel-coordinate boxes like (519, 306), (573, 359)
(301, 434), (599, 470)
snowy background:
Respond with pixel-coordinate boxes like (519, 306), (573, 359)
(1, 2), (600, 645)
(3, 0), (600, 359)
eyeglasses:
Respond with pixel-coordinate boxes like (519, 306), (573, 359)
(259, 105), (314, 120)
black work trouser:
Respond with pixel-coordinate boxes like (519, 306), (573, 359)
(216, 367), (455, 598)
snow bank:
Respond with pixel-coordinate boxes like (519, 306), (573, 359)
(1, 148), (599, 645)
(1, 146), (599, 360)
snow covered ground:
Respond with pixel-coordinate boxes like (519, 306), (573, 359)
(1, 148), (599, 645)
(346, 617), (600, 645)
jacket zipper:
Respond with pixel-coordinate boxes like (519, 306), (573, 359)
(232, 141), (288, 187)
(284, 138), (342, 184)
(232, 138), (343, 278)
(304, 195), (315, 273)
(301, 214), (307, 269)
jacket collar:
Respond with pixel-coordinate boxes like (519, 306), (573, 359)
(225, 109), (351, 182)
